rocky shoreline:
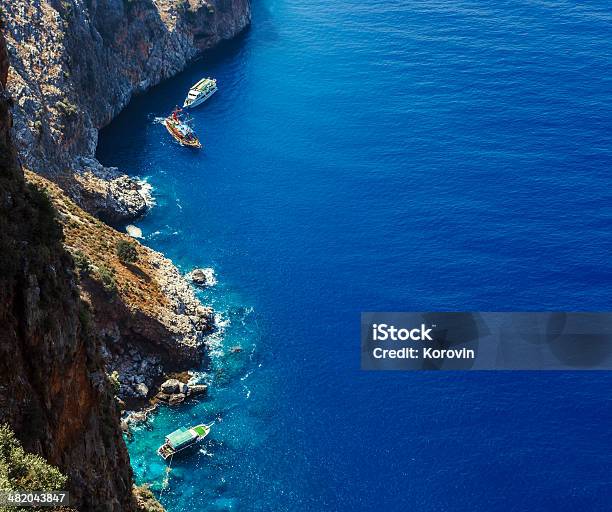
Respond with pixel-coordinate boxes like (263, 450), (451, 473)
(99, 259), (218, 404)
(4, 0), (251, 221)
(121, 374), (209, 432)
(27, 170), (220, 411)
(2, 0), (251, 509)
(71, 158), (153, 223)
(5, 0), (251, 409)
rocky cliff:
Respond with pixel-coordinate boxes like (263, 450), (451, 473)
(0, 0), (250, 509)
(0, 27), (136, 511)
(2, 0), (251, 221)
(26, 170), (214, 403)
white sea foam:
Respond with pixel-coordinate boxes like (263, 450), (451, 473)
(147, 227), (181, 241)
(188, 371), (210, 386)
(206, 312), (229, 358)
(216, 312), (231, 329)
(137, 177), (156, 207)
(198, 448), (213, 458)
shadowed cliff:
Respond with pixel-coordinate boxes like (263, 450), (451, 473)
(0, 26), (138, 511)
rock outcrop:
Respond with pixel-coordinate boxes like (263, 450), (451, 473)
(155, 378), (208, 405)
(0, 28), (138, 511)
(2, 0), (251, 220)
(0, 0), (250, 508)
(187, 267), (217, 287)
(26, 170), (215, 402)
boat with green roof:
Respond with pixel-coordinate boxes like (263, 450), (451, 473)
(157, 422), (214, 460)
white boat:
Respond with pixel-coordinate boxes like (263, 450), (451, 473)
(157, 422), (214, 460)
(183, 78), (218, 108)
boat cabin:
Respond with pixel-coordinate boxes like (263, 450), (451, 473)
(158, 424), (212, 460)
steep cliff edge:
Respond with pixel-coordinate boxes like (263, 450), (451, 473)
(0, 1), (249, 505)
(26, 170), (214, 403)
(2, 0), (251, 221)
(0, 28), (137, 511)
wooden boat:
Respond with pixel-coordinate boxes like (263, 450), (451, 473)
(157, 422), (214, 460)
(163, 108), (202, 148)
(183, 78), (218, 109)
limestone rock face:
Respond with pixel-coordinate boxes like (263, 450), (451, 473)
(161, 379), (181, 394)
(3, 0), (251, 220)
(155, 378), (207, 405)
(135, 382), (149, 397)
(71, 160), (151, 223)
(168, 393), (187, 406)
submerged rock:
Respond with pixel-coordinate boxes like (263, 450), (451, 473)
(190, 384), (208, 396)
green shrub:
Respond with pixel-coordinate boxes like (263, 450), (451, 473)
(78, 304), (92, 332)
(116, 240), (138, 265)
(0, 424), (67, 492)
(109, 371), (121, 395)
(72, 250), (90, 276)
(60, 0), (73, 18)
(97, 264), (117, 294)
(26, 183), (63, 244)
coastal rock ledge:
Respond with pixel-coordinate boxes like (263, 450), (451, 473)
(188, 267), (218, 287)
(27, 171), (215, 403)
(3, 0), (251, 220)
(156, 378), (208, 405)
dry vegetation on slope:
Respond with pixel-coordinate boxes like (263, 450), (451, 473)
(26, 171), (214, 402)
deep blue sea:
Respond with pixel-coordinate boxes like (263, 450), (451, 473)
(97, 0), (612, 510)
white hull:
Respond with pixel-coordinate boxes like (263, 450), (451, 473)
(157, 439), (202, 460)
(183, 87), (218, 109)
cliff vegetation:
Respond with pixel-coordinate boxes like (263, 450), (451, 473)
(0, 0), (251, 508)
(2, 0), (251, 221)
(26, 170), (214, 403)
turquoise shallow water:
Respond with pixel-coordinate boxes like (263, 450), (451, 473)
(98, 0), (612, 510)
